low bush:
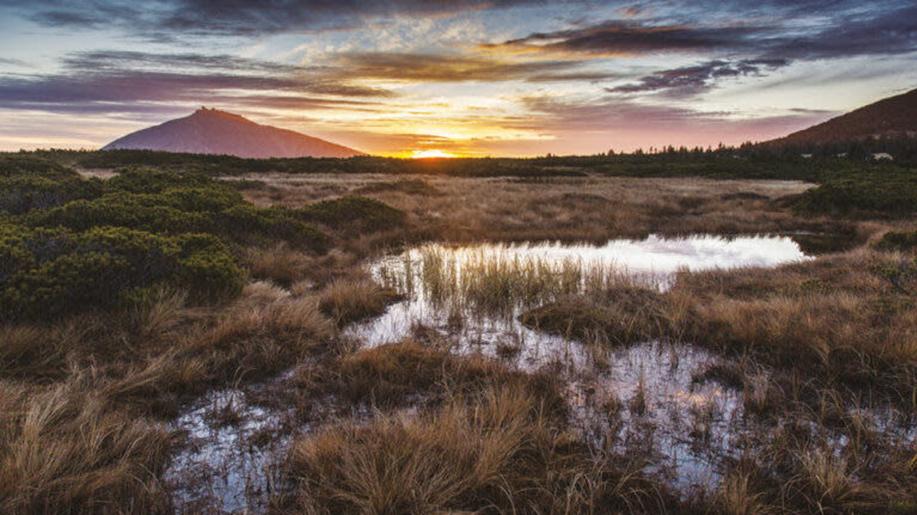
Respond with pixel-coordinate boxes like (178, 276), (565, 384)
(0, 155), (76, 179)
(24, 170), (329, 251)
(0, 223), (243, 321)
(0, 175), (104, 215)
(794, 169), (917, 217)
(217, 204), (329, 250)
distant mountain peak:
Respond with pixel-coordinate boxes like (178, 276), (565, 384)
(103, 108), (363, 158)
(191, 107), (251, 123)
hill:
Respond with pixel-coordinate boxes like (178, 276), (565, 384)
(102, 108), (363, 158)
(769, 88), (917, 147)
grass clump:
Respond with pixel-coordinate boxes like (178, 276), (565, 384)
(318, 276), (400, 326)
(332, 340), (560, 409)
(279, 384), (664, 514)
(0, 378), (173, 514)
(519, 287), (667, 345)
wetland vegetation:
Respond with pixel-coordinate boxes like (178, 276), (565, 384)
(0, 152), (915, 514)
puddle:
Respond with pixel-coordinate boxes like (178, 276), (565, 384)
(338, 235), (814, 490)
(346, 234), (810, 368)
(165, 234), (915, 510)
(166, 387), (292, 513)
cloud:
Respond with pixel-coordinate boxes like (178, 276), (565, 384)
(0, 50), (394, 117)
(332, 52), (583, 82)
(511, 93), (835, 151)
(764, 3), (917, 60)
(0, 58), (28, 67)
(608, 58), (789, 96)
(5, 0), (557, 39)
(487, 2), (916, 62)
(485, 20), (771, 56)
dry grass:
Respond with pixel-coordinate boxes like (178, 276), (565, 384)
(715, 471), (768, 515)
(4, 171), (914, 513)
(245, 243), (313, 286)
(318, 276), (400, 326)
(0, 377), (173, 514)
(241, 173), (818, 244)
(520, 287), (667, 345)
(330, 340), (561, 410)
(278, 385), (667, 514)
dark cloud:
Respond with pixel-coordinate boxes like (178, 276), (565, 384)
(0, 50), (393, 117)
(4, 0), (561, 38)
(609, 58), (789, 96)
(526, 71), (622, 82)
(333, 52), (581, 82)
(488, 1), (916, 62)
(764, 3), (917, 60)
(487, 20), (771, 55)
(59, 50), (303, 74)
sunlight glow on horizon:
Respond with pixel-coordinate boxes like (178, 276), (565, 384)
(409, 149), (457, 159)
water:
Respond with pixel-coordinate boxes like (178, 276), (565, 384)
(346, 234), (810, 368)
(340, 234), (812, 490)
(166, 234), (916, 509)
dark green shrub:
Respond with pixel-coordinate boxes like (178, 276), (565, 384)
(0, 176), (104, 215)
(794, 169), (917, 217)
(217, 205), (329, 251)
(29, 194), (212, 233)
(0, 223), (243, 321)
(106, 168), (215, 193)
(298, 196), (405, 233)
(0, 155), (76, 179)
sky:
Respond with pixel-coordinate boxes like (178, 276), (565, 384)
(0, 0), (915, 157)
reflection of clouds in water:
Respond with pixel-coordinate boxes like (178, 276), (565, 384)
(353, 234), (809, 354)
(343, 234), (811, 492)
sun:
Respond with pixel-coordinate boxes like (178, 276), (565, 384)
(410, 149), (456, 159)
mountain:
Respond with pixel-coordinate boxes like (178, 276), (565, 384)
(102, 108), (363, 158)
(769, 88), (917, 147)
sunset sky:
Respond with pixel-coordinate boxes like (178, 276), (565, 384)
(1, 0), (915, 156)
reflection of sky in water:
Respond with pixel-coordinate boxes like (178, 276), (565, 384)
(341, 234), (814, 492)
(165, 235), (916, 509)
(476, 234), (810, 275)
(347, 234), (810, 356)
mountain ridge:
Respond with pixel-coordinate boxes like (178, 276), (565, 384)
(767, 88), (917, 147)
(103, 108), (363, 158)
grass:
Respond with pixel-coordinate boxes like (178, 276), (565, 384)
(0, 377), (173, 514)
(330, 340), (560, 409)
(2, 153), (915, 513)
(318, 276), (401, 326)
(277, 384), (669, 514)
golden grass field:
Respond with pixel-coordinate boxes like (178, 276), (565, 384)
(2, 172), (915, 514)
